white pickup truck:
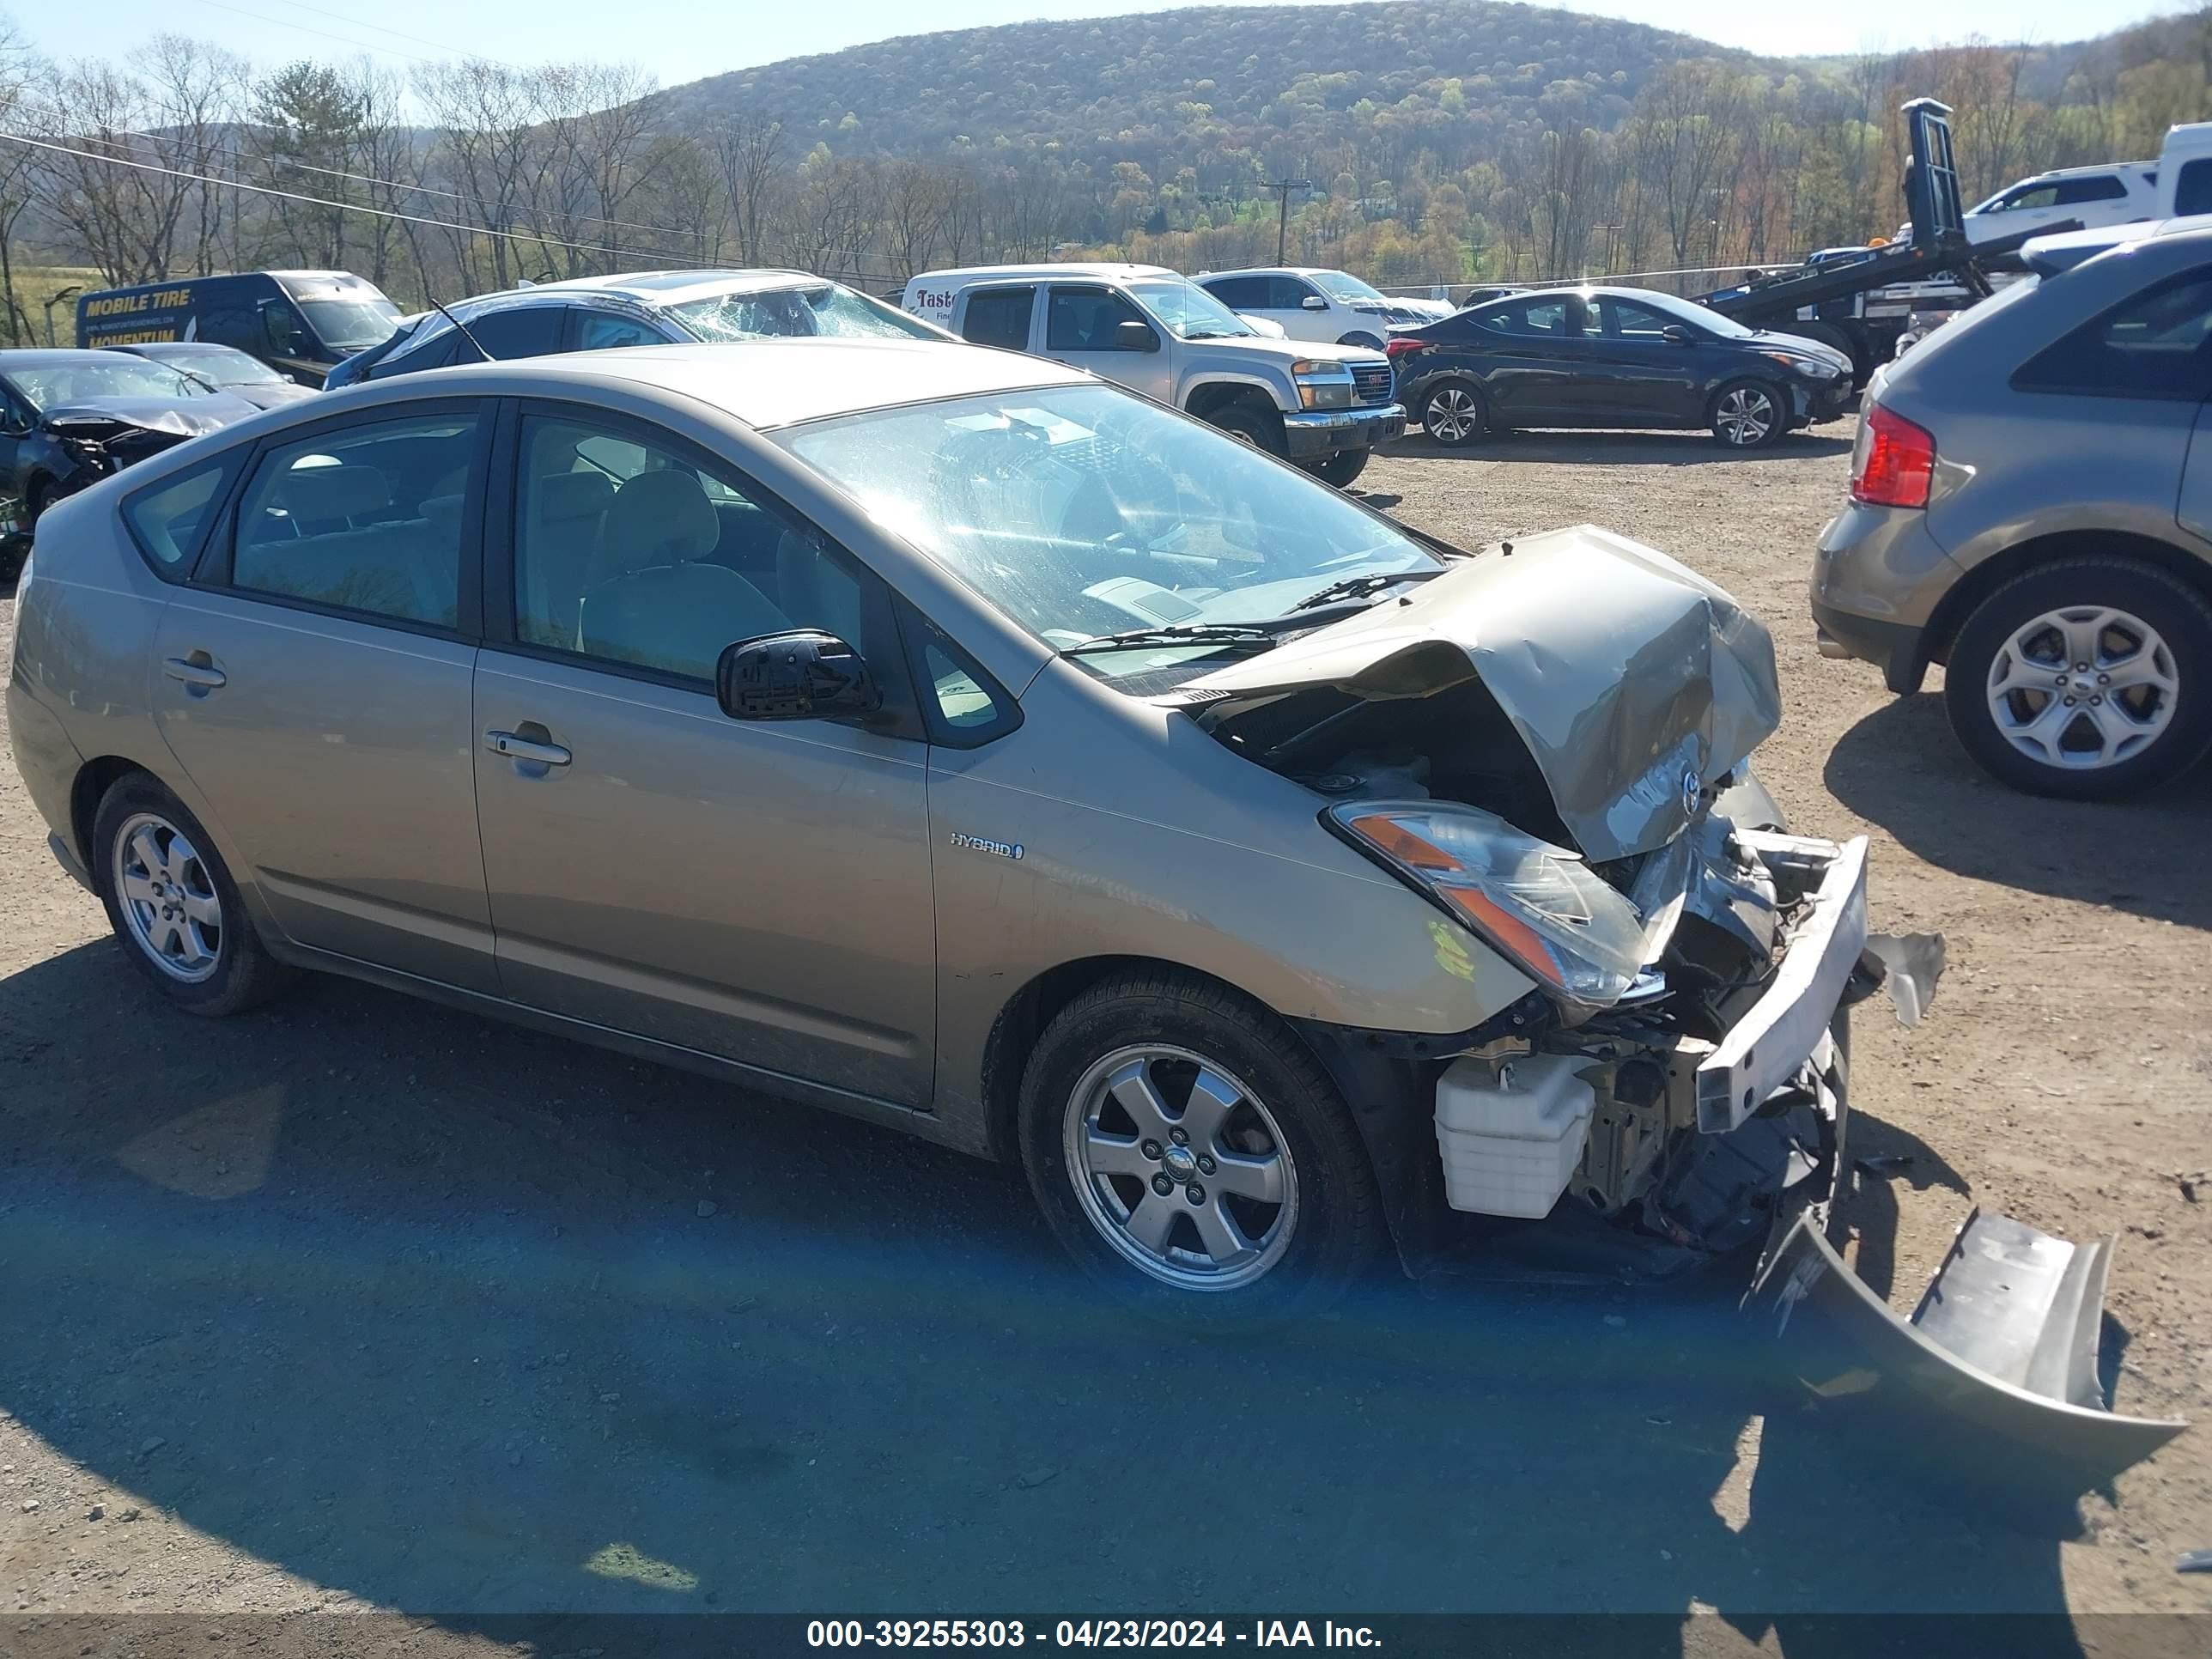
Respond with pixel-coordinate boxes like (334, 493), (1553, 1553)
(902, 263), (1405, 487)
(1900, 120), (2212, 249)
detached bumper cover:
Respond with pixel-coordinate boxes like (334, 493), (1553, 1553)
(1749, 1207), (2187, 1489)
(1281, 403), (1407, 458)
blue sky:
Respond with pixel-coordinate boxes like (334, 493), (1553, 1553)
(33, 0), (2198, 87)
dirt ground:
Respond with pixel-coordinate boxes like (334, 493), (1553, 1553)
(3, 418), (2209, 1652)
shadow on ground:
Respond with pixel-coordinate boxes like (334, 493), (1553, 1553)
(1387, 429), (1854, 467)
(1826, 692), (2212, 931)
(0, 938), (2087, 1649)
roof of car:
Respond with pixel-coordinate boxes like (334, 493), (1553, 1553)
(108, 341), (241, 355)
(1198, 266), (1341, 279)
(383, 337), (1091, 429)
(447, 269), (829, 315)
(908, 263), (1179, 286)
(0, 349), (143, 366)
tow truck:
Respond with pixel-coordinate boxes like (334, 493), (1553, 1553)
(1692, 100), (2064, 384)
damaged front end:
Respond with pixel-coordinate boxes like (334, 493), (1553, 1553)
(1182, 525), (2184, 1488)
(9, 400), (243, 540)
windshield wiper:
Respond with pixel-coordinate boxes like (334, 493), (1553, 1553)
(1287, 569), (1446, 613)
(1060, 623), (1277, 657)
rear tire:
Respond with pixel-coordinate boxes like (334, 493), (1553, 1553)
(1018, 970), (1382, 1325)
(1709, 379), (1785, 448)
(1336, 331), (1384, 349)
(1418, 378), (1487, 447)
(1305, 448), (1370, 489)
(1206, 399), (1286, 457)
(1942, 556), (2212, 799)
(93, 775), (295, 1016)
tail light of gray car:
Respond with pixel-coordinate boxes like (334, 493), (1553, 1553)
(1849, 403), (1936, 508)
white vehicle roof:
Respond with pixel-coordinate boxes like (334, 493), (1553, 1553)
(1196, 266), (1348, 279)
(386, 338), (1090, 430)
(515, 268), (825, 307)
(1997, 161), (2157, 190)
(907, 263), (1182, 288)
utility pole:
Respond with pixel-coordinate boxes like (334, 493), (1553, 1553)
(1267, 178), (1313, 265)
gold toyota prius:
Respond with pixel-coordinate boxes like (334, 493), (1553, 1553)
(19, 334), (2160, 1477)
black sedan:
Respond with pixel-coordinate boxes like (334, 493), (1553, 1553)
(1387, 285), (1855, 449)
(103, 341), (319, 410)
(0, 350), (257, 566)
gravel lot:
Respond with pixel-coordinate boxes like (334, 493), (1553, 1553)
(3, 417), (2209, 1650)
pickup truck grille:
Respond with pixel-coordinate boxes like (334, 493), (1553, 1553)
(1351, 362), (1395, 405)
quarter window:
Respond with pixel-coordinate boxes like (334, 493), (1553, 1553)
(514, 413), (872, 684)
(2013, 270), (2212, 401)
(959, 288), (1036, 350)
(125, 459), (236, 574)
(229, 413), (479, 627)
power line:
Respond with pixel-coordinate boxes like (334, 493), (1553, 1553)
(0, 129), (722, 270)
(6, 95), (710, 246)
(183, 0), (447, 66)
(255, 0), (522, 68)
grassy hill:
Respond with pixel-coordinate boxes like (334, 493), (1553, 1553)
(660, 3), (1741, 184)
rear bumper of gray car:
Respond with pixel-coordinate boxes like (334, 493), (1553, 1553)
(1812, 598), (1928, 694)
(1282, 403), (1406, 459)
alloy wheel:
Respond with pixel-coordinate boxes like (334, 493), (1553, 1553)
(1985, 605), (2178, 771)
(112, 811), (223, 982)
(1424, 386), (1481, 443)
(1062, 1044), (1298, 1291)
(1715, 386), (1776, 446)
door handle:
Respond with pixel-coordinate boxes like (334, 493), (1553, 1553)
(484, 729), (572, 767)
(161, 656), (227, 690)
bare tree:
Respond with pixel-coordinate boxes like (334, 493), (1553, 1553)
(413, 58), (543, 289)
(710, 111), (785, 265)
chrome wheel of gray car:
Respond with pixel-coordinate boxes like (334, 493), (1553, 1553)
(112, 811), (223, 982)
(1713, 385), (1778, 447)
(1423, 384), (1483, 445)
(1063, 1044), (1299, 1291)
(1985, 605), (2178, 771)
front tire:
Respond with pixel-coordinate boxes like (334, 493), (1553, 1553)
(1018, 970), (1382, 1322)
(93, 775), (294, 1015)
(1206, 399), (1286, 457)
(1943, 556), (2212, 799)
(1710, 379), (1785, 448)
(1418, 378), (1487, 447)
(1304, 447), (1370, 489)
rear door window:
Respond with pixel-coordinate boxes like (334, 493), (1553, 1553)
(1477, 296), (1586, 337)
(1204, 276), (1267, 309)
(226, 412), (483, 629)
(958, 288), (1036, 350)
(2014, 269), (2212, 400)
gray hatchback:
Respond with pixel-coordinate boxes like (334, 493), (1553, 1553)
(1812, 225), (2212, 798)
(11, 339), (1911, 1318)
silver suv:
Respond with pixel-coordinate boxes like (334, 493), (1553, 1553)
(1813, 224), (2212, 797)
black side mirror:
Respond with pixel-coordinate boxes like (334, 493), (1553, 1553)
(716, 629), (881, 722)
(1115, 319), (1160, 354)
(1661, 325), (1695, 344)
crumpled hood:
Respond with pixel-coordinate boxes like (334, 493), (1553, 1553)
(1175, 525), (1783, 861)
(40, 394), (257, 438)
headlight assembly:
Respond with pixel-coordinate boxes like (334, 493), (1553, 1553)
(1328, 802), (1651, 1012)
